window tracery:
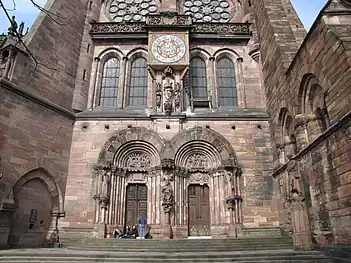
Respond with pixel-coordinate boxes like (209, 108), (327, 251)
(99, 58), (120, 107)
(183, 0), (234, 22)
(107, 0), (158, 22)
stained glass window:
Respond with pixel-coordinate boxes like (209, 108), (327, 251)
(128, 57), (148, 106)
(99, 58), (120, 107)
(190, 57), (208, 100)
(217, 57), (237, 106)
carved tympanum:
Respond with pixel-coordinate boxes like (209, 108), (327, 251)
(186, 153), (208, 169)
(126, 153), (151, 168)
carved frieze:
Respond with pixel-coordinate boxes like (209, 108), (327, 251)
(90, 23), (146, 34)
(126, 172), (147, 182)
(126, 152), (151, 169)
(191, 23), (250, 35)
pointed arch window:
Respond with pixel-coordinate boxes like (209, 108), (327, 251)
(217, 57), (237, 106)
(127, 57), (148, 107)
(189, 57), (208, 100)
(99, 57), (120, 107)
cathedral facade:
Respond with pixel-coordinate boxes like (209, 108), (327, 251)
(0, 0), (350, 252)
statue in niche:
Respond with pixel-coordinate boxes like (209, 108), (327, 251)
(155, 82), (162, 108)
(100, 167), (112, 207)
(155, 66), (181, 115)
(161, 170), (173, 213)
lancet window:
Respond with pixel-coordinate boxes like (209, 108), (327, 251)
(99, 58), (120, 107)
(217, 57), (238, 106)
(128, 57), (148, 107)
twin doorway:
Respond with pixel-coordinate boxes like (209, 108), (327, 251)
(124, 183), (210, 236)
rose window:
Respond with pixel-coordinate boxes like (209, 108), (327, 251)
(108, 0), (158, 22)
(183, 0), (233, 22)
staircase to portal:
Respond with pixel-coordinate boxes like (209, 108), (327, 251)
(0, 237), (350, 262)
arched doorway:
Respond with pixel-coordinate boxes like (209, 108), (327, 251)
(125, 183), (147, 228)
(188, 184), (210, 236)
(8, 178), (52, 247)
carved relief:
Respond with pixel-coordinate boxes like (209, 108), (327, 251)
(126, 153), (151, 169)
(188, 172), (210, 185)
(147, 14), (192, 26)
(186, 154), (208, 169)
(161, 170), (174, 213)
(126, 172), (147, 182)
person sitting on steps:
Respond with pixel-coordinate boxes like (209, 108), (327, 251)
(131, 225), (138, 239)
(113, 228), (123, 239)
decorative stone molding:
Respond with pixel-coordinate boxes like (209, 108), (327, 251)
(161, 158), (175, 169)
(125, 152), (151, 169)
(90, 23), (146, 34)
(146, 13), (192, 26)
(191, 23), (250, 35)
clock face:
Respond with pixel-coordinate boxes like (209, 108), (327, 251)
(151, 35), (186, 63)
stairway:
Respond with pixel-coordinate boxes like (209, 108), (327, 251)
(0, 237), (349, 262)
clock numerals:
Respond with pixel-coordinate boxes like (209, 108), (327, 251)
(151, 35), (186, 63)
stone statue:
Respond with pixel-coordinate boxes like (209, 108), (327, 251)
(8, 16), (18, 36)
(155, 82), (162, 108)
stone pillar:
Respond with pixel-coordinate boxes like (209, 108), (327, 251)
(236, 57), (246, 108)
(88, 57), (100, 109)
(0, 203), (15, 249)
(209, 56), (217, 109)
(118, 56), (128, 109)
(287, 161), (312, 250)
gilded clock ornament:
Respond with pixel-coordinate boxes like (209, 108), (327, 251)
(151, 35), (186, 63)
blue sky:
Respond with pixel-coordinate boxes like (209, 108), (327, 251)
(0, 0), (327, 34)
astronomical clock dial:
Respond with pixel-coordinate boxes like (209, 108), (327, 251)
(151, 35), (186, 63)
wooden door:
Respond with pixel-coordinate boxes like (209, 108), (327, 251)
(188, 184), (210, 236)
(125, 184), (147, 228)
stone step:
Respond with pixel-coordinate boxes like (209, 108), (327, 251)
(0, 249), (341, 263)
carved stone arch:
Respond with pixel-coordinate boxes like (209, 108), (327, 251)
(97, 47), (125, 63)
(189, 48), (211, 61)
(126, 47), (148, 60)
(298, 74), (326, 115)
(98, 127), (166, 165)
(12, 168), (63, 212)
(114, 140), (161, 169)
(213, 48), (240, 60)
(294, 62), (331, 114)
(165, 127), (237, 168)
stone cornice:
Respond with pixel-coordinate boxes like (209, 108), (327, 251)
(0, 77), (75, 120)
(272, 109), (351, 178)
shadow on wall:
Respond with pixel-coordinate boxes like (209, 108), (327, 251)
(7, 169), (58, 248)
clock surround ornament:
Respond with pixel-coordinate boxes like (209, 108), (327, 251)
(151, 35), (186, 63)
